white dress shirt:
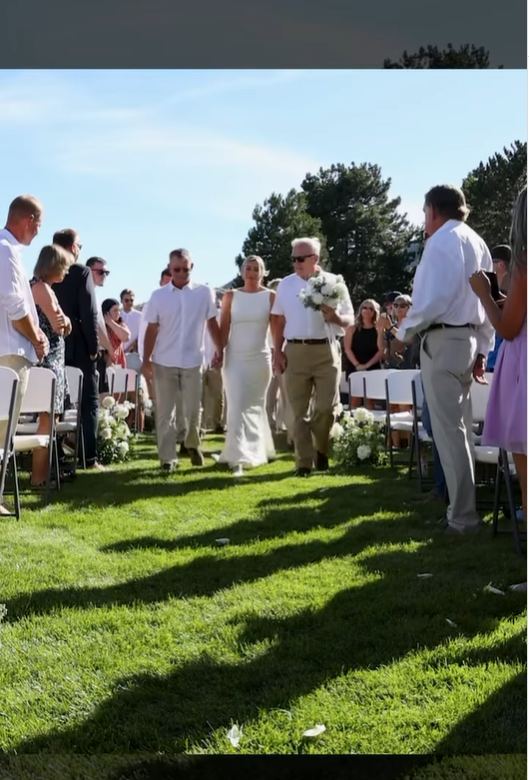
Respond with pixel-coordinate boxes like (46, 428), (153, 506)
(396, 219), (495, 357)
(271, 272), (354, 340)
(0, 228), (38, 362)
(121, 308), (142, 351)
(147, 280), (217, 368)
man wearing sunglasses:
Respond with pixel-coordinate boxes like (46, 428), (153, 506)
(271, 237), (354, 476)
(86, 256), (114, 398)
(53, 230), (103, 470)
(142, 248), (222, 471)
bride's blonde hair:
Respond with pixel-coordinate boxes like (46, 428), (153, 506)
(242, 255), (269, 280)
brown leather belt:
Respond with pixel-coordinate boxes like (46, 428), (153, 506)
(287, 338), (329, 345)
(426, 323), (476, 332)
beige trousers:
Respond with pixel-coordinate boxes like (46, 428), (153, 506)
(0, 355), (32, 445)
(202, 367), (225, 431)
(420, 327), (480, 530)
(284, 341), (341, 469)
(267, 373), (294, 441)
(152, 363), (203, 463)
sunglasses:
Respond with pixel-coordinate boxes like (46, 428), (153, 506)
(362, 306), (375, 311)
(394, 303), (410, 308)
(291, 254), (314, 263)
(123, 298), (134, 304)
(172, 267), (191, 273)
(95, 269), (110, 276)
(75, 242), (83, 251)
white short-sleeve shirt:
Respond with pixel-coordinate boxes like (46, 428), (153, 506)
(147, 281), (217, 368)
(271, 272), (354, 340)
(121, 308), (142, 351)
(0, 228), (38, 361)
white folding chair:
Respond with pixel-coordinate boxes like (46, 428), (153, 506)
(109, 366), (140, 431)
(410, 375), (434, 491)
(385, 369), (421, 467)
(357, 369), (393, 422)
(0, 367), (20, 518)
(59, 366), (85, 471)
(13, 366), (57, 509)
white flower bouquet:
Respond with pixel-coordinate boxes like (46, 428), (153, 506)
(97, 396), (134, 464)
(298, 273), (348, 311)
(331, 407), (387, 469)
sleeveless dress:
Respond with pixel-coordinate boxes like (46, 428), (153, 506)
(30, 280), (68, 414)
(481, 316), (527, 455)
(218, 290), (275, 468)
(345, 327), (380, 377)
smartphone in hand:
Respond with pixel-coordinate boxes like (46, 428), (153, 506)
(484, 271), (501, 302)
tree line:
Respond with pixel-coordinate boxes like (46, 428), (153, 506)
(231, 141), (526, 306)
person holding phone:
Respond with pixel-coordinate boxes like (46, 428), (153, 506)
(486, 245), (511, 372)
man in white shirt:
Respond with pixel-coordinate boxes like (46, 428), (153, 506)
(86, 256), (113, 394)
(142, 248), (223, 470)
(120, 288), (143, 372)
(0, 195), (49, 514)
(396, 184), (495, 535)
(271, 237), (355, 476)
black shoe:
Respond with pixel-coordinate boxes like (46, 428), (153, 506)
(179, 444), (188, 457)
(188, 448), (205, 467)
(214, 425), (225, 435)
(315, 452), (329, 472)
(294, 467), (312, 477)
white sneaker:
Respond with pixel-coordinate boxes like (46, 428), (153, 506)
(211, 453), (220, 463)
(232, 465), (243, 478)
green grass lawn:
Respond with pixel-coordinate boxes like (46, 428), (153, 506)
(0, 434), (526, 769)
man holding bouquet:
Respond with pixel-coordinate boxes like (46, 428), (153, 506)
(271, 237), (354, 476)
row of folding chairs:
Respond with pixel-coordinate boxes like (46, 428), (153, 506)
(0, 364), (141, 519)
(346, 368), (524, 556)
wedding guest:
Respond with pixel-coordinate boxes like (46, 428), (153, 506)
(53, 229), (102, 470)
(102, 299), (130, 369)
(386, 295), (421, 370)
(202, 295), (225, 434)
(266, 278), (294, 444)
(470, 187), (527, 542)
(343, 298), (383, 409)
(0, 195), (49, 514)
(271, 237), (354, 476)
(142, 249), (222, 471)
(86, 256), (113, 397)
(486, 245), (511, 372)
(120, 288), (143, 371)
(30, 245), (72, 486)
(396, 184), (495, 535)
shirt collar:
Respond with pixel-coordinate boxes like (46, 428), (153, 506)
(0, 228), (20, 246)
(170, 279), (196, 291)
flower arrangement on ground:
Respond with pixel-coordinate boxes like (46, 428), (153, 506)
(298, 273), (348, 311)
(330, 406), (387, 469)
(97, 396), (134, 464)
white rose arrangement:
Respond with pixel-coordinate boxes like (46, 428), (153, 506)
(330, 407), (387, 469)
(97, 396), (134, 464)
(298, 273), (348, 311)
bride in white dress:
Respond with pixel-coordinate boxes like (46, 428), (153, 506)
(217, 255), (276, 476)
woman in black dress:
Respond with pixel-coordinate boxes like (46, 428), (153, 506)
(344, 299), (384, 408)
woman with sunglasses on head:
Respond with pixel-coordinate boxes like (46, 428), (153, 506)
(344, 298), (384, 408)
(101, 299), (130, 372)
(385, 295), (420, 370)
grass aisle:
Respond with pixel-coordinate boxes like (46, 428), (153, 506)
(0, 435), (526, 763)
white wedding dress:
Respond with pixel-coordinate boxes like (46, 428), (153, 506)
(218, 290), (275, 469)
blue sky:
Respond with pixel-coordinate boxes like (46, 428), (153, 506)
(0, 69), (525, 304)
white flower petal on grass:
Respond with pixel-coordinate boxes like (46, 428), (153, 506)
(227, 724), (243, 748)
(417, 573), (433, 579)
(483, 583), (505, 596)
(445, 619), (458, 628)
(508, 582), (527, 592)
(302, 724), (327, 738)
(215, 538), (230, 545)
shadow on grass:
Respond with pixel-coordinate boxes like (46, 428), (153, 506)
(9, 514), (526, 754)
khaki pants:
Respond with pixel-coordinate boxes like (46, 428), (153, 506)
(202, 367), (225, 431)
(0, 354), (32, 445)
(284, 341), (341, 469)
(267, 373), (294, 441)
(152, 363), (203, 463)
(0, 355), (32, 502)
(420, 328), (480, 530)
